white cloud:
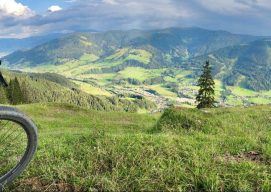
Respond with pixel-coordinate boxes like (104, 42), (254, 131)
(48, 5), (63, 12)
(65, 0), (77, 2)
(196, 0), (271, 15)
(28, 0), (192, 35)
(0, 0), (33, 17)
(196, 0), (251, 14)
(254, 0), (271, 10)
(102, 0), (118, 5)
(1, 0), (271, 38)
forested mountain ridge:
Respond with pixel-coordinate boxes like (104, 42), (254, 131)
(189, 39), (271, 90)
(3, 27), (260, 67)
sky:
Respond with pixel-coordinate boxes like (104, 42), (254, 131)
(0, 0), (270, 38)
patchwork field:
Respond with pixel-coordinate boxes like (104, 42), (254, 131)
(17, 45), (271, 109)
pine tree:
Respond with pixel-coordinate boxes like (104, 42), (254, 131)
(196, 61), (215, 109)
(20, 80), (30, 103)
(7, 77), (23, 105)
(0, 86), (8, 104)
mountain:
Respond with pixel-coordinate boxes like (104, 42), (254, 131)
(2, 27), (271, 107)
(0, 33), (63, 56)
(3, 27), (260, 67)
(189, 39), (271, 91)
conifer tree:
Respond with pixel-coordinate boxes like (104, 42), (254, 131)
(20, 80), (30, 103)
(196, 61), (215, 109)
(7, 77), (23, 105)
(0, 86), (8, 104)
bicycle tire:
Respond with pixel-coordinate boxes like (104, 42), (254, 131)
(0, 107), (38, 190)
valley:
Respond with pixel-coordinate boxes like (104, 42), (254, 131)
(16, 63), (271, 111)
(1, 1), (271, 191)
(2, 27), (271, 110)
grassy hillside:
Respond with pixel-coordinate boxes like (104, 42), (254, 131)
(0, 70), (156, 112)
(4, 103), (271, 191)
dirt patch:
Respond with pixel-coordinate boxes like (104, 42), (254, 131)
(17, 177), (44, 191)
(13, 177), (78, 192)
(47, 182), (75, 192)
(216, 151), (265, 163)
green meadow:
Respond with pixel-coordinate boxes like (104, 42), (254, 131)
(21, 62), (271, 107)
(17, 44), (271, 107)
(5, 103), (271, 192)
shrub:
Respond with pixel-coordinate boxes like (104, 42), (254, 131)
(154, 108), (220, 133)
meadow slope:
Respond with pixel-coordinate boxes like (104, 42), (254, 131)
(4, 104), (271, 191)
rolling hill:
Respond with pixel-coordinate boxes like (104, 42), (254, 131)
(2, 27), (271, 108)
(3, 27), (260, 67)
(189, 39), (271, 91)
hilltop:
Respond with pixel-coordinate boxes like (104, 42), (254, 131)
(4, 103), (271, 191)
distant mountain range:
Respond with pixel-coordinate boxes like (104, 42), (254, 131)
(2, 27), (271, 91)
(3, 27), (260, 65)
(0, 33), (63, 56)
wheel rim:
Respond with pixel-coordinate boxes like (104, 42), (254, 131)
(0, 119), (29, 181)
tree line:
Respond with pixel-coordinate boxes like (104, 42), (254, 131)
(0, 77), (24, 105)
(0, 73), (156, 112)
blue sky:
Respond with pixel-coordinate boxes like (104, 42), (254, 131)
(17, 0), (70, 13)
(0, 0), (270, 38)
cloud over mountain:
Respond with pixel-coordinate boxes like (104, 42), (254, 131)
(0, 0), (270, 38)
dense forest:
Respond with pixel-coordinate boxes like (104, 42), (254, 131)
(0, 71), (156, 112)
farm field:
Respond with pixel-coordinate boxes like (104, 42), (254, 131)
(19, 63), (271, 110)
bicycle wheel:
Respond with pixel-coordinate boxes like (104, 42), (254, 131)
(0, 107), (38, 190)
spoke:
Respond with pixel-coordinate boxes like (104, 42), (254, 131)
(0, 126), (18, 144)
(0, 119), (28, 178)
(0, 121), (11, 138)
(0, 120), (9, 129)
(0, 131), (24, 157)
(0, 121), (14, 142)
